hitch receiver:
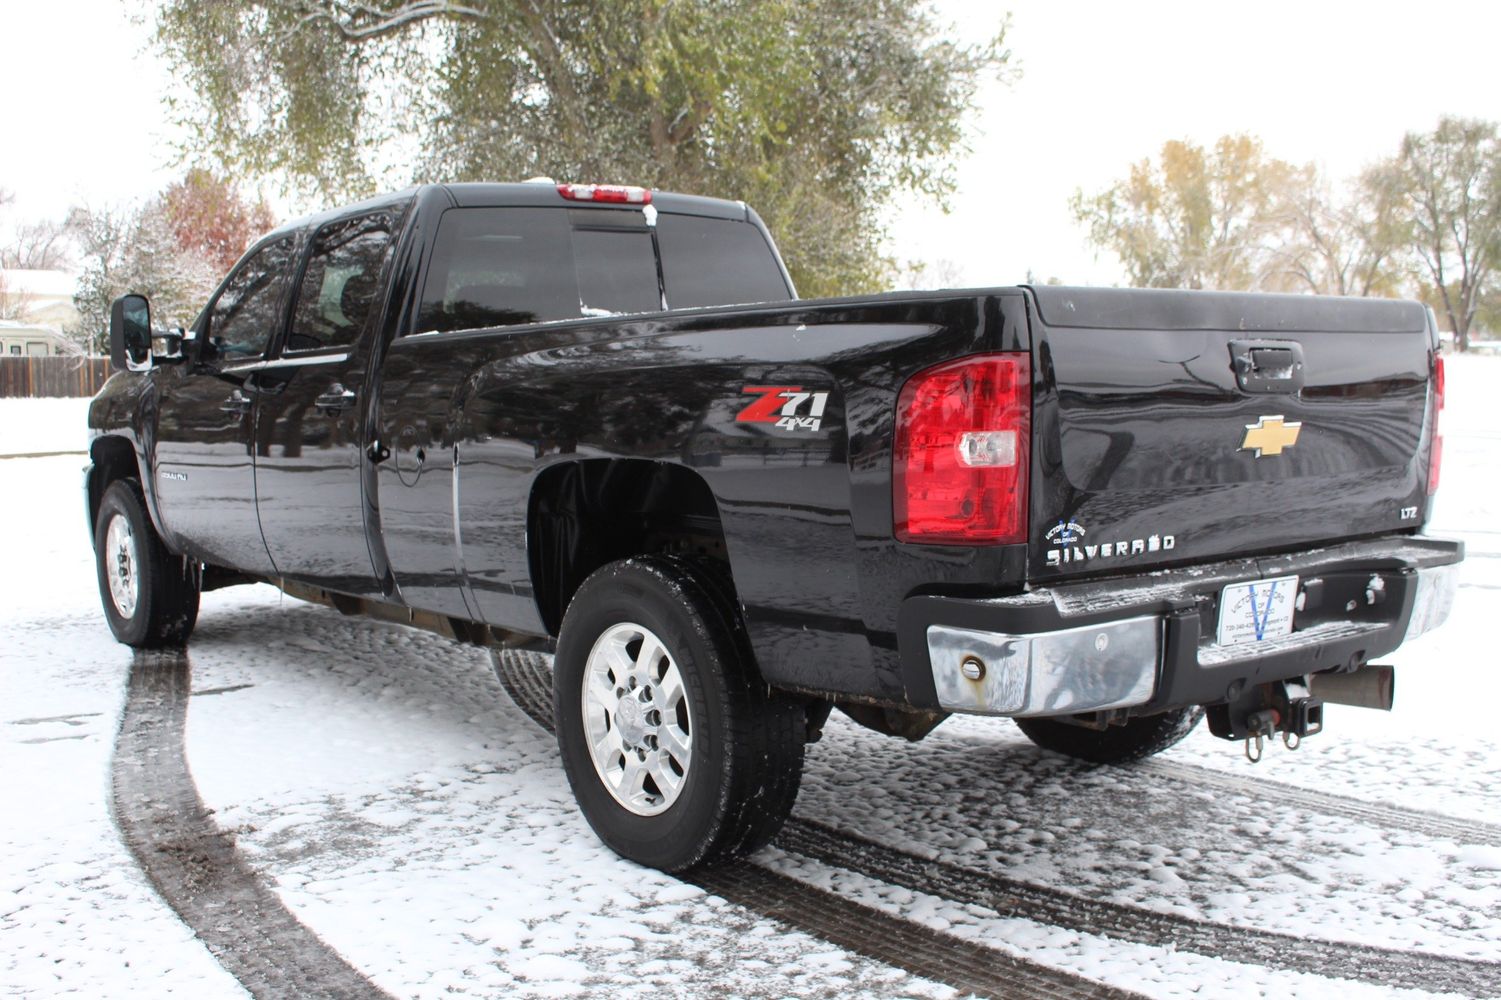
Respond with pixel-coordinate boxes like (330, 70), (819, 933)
(1207, 679), (1324, 742)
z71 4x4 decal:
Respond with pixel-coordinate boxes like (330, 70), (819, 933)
(737, 385), (830, 432)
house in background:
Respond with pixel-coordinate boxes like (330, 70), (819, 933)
(0, 269), (80, 356)
(0, 319), (73, 356)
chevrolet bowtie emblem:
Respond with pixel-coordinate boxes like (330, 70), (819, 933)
(1241, 415), (1302, 457)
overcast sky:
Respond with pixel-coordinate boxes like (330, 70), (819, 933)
(5, 0), (1501, 286)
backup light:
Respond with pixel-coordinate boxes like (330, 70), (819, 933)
(557, 183), (652, 204)
(893, 353), (1031, 545)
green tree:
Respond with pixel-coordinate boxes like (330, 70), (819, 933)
(1381, 116), (1501, 352)
(1070, 134), (1306, 291)
(150, 0), (1012, 298)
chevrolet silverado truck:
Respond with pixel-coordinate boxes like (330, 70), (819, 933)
(87, 181), (1462, 871)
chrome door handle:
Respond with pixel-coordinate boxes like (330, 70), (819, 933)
(314, 384), (357, 413)
(219, 389), (252, 413)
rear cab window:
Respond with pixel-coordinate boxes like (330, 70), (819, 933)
(656, 213), (792, 309)
(413, 202), (792, 336)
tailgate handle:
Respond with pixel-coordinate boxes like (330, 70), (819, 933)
(1230, 340), (1305, 394)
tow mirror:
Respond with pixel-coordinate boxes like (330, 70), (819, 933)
(109, 294), (153, 372)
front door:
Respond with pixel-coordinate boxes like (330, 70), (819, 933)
(252, 212), (396, 595)
(153, 235), (298, 575)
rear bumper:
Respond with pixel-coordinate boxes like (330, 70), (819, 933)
(897, 535), (1463, 717)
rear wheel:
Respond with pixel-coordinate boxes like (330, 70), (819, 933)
(94, 479), (199, 648)
(1015, 707), (1203, 764)
(554, 556), (804, 871)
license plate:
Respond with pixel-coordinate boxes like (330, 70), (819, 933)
(1216, 574), (1299, 646)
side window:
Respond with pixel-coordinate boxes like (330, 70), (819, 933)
(416, 208), (578, 334)
(657, 214), (793, 309)
(204, 236), (297, 362)
(287, 214), (394, 352)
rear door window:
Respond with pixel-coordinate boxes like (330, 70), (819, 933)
(656, 214), (792, 309)
(287, 213), (394, 353)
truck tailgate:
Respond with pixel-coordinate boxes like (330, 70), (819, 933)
(1026, 286), (1437, 581)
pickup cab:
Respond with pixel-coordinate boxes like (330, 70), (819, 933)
(87, 182), (1462, 871)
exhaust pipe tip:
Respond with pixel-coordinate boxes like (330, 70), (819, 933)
(1308, 663), (1395, 712)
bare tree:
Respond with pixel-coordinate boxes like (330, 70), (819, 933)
(0, 270), (35, 322)
(1264, 166), (1407, 298)
(897, 258), (966, 290)
(1387, 117), (1501, 351)
(0, 188), (71, 270)
(1, 219), (71, 270)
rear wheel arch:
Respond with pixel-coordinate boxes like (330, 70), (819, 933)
(526, 458), (735, 636)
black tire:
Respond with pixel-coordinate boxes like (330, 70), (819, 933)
(1015, 707), (1204, 765)
(554, 556), (805, 872)
(94, 479), (200, 648)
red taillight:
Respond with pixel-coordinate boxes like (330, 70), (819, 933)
(1427, 355), (1444, 495)
(894, 353), (1031, 545)
(556, 183), (652, 204)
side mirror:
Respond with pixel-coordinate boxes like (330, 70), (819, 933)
(109, 294), (153, 372)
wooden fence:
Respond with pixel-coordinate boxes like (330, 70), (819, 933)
(0, 356), (113, 398)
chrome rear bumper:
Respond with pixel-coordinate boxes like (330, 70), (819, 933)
(904, 536), (1464, 718)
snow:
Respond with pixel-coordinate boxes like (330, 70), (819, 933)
(3, 354), (1501, 997)
(0, 397), (92, 456)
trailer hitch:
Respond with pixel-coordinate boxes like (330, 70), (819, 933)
(1208, 679), (1324, 763)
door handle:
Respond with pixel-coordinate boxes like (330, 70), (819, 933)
(219, 389), (252, 414)
(314, 384), (357, 414)
(1229, 340), (1305, 394)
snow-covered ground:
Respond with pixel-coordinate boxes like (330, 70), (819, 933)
(0, 397), (92, 456)
(3, 356), (1500, 998)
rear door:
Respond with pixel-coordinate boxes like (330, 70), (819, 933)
(1026, 286), (1436, 581)
(252, 211), (397, 595)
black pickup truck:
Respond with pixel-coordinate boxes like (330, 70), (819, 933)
(87, 182), (1462, 871)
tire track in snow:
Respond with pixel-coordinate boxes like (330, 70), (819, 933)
(1129, 758), (1501, 848)
(494, 650), (1501, 998)
(493, 651), (1138, 1000)
(111, 649), (394, 1000)
(688, 862), (1135, 1000)
(777, 819), (1501, 998)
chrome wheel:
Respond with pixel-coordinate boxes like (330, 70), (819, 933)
(581, 622), (693, 816)
(105, 512), (139, 619)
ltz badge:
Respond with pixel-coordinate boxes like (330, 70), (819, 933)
(736, 385), (830, 432)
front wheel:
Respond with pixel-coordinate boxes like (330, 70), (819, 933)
(553, 556), (805, 872)
(1015, 707), (1203, 764)
(94, 479), (199, 648)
